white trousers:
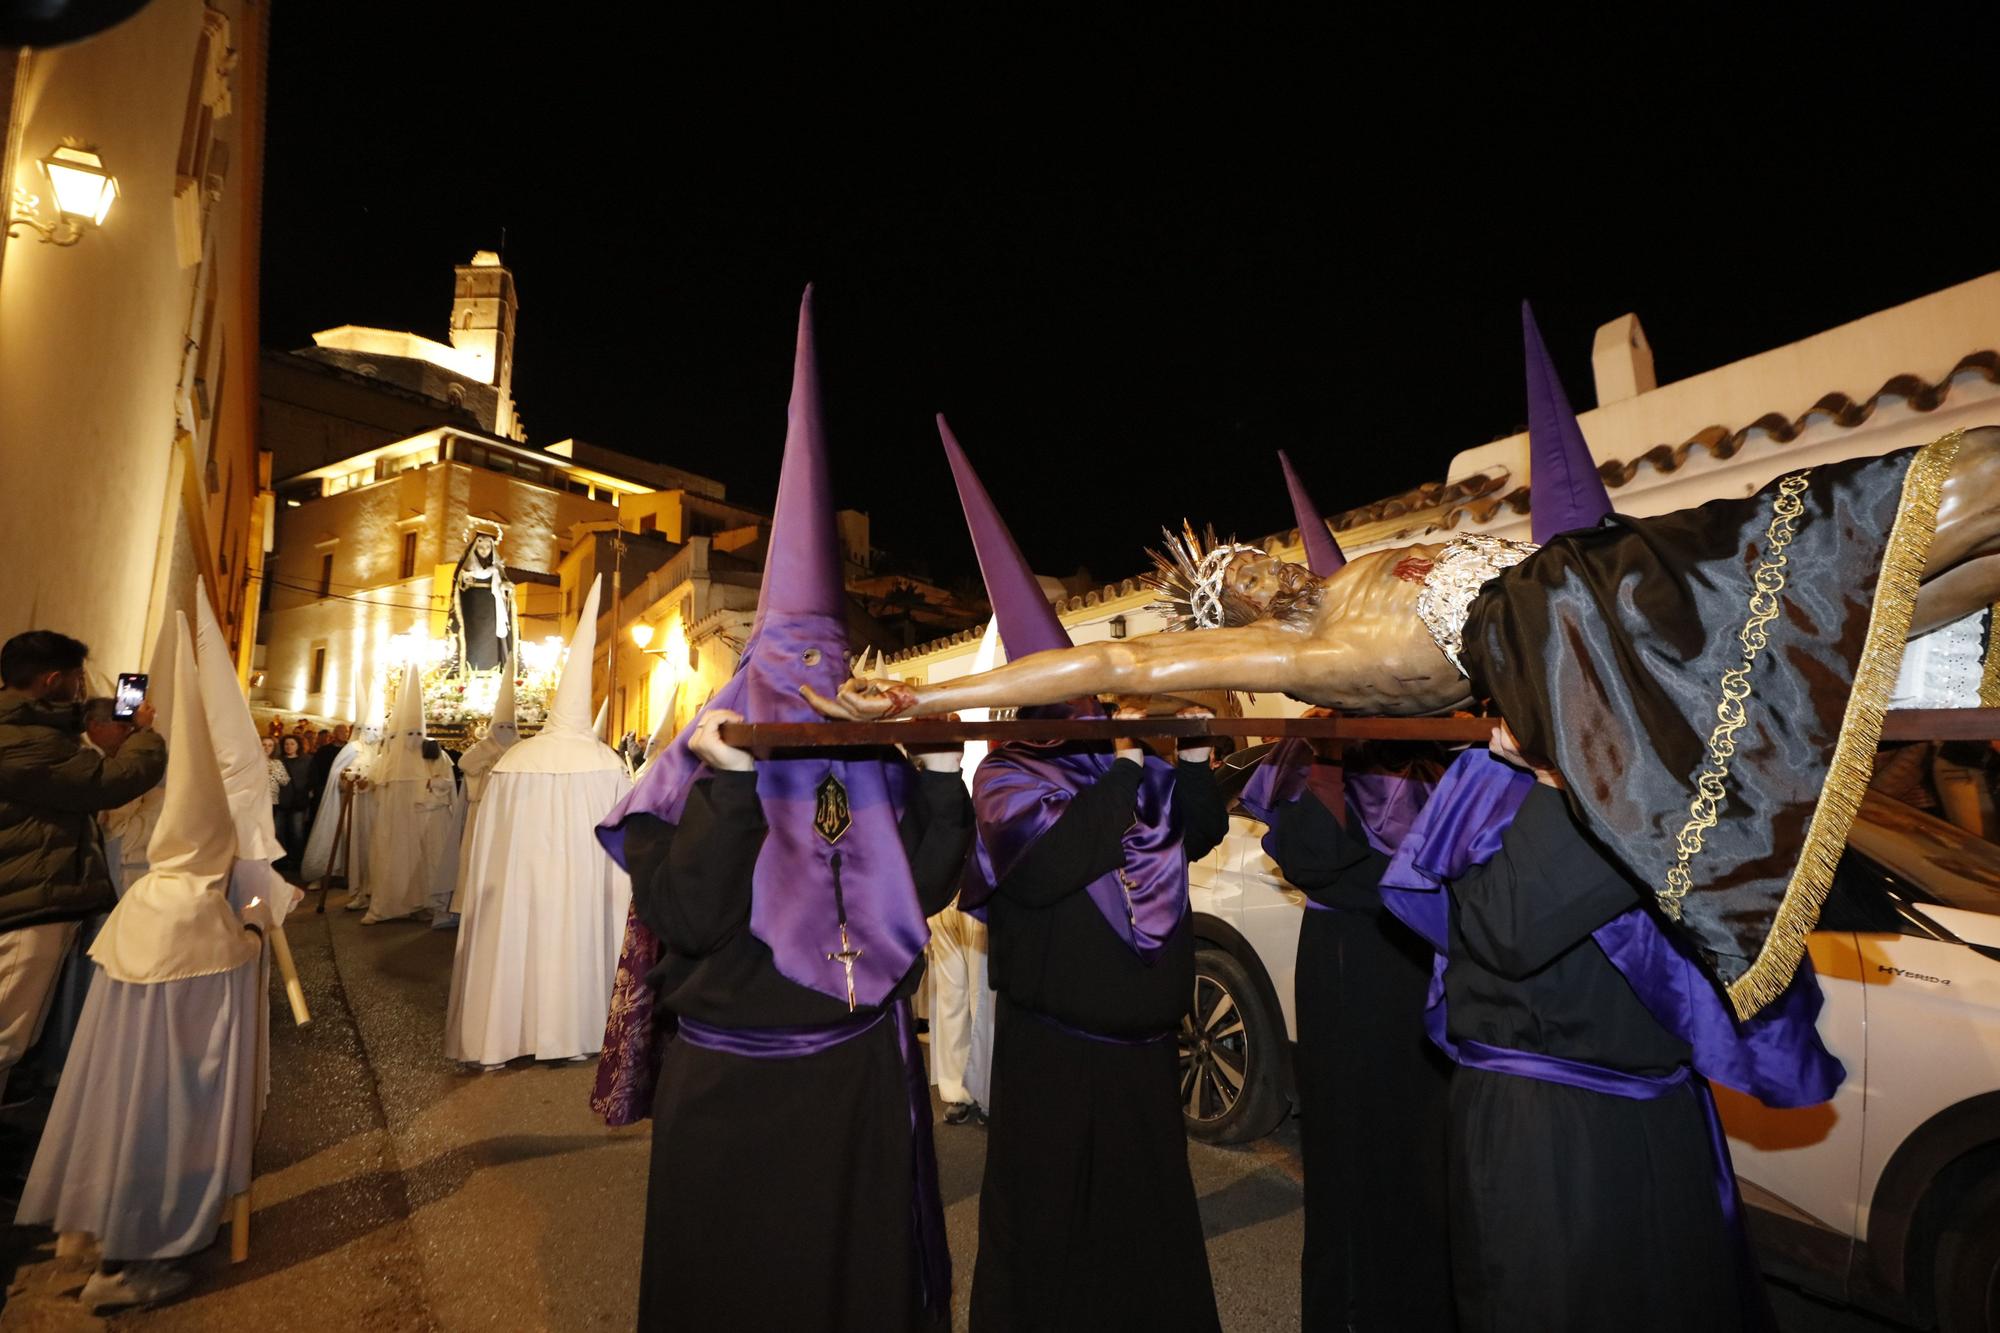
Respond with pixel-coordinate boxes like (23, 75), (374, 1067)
(0, 921), (80, 1097)
(926, 905), (995, 1108)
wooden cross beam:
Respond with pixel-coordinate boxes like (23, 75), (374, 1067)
(714, 707), (2000, 749)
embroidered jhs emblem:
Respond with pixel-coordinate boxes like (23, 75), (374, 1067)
(814, 773), (852, 845)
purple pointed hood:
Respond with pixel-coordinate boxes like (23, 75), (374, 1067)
(1278, 450), (1344, 576)
(599, 287), (924, 1010)
(940, 418), (1186, 959)
(1522, 301), (1615, 543)
(939, 414), (1072, 661)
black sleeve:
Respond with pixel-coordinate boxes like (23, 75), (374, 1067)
(621, 812), (679, 944)
(1449, 784), (1645, 980)
(899, 769), (977, 917)
(992, 758), (1146, 909)
(1171, 759), (1230, 864)
(1271, 790), (1390, 910)
(646, 773), (767, 956)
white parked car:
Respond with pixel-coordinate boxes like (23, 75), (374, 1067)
(1180, 772), (2000, 1332)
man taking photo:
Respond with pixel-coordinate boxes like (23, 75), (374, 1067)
(0, 631), (165, 1104)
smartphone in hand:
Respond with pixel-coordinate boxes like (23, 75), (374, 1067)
(113, 672), (148, 721)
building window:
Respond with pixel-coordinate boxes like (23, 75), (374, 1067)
(309, 647), (326, 696)
(400, 531), (418, 580)
(318, 553), (334, 597)
(639, 513), (656, 534)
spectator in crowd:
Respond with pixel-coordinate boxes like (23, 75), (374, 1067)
(0, 632), (165, 1113)
(275, 735), (313, 873)
(305, 723), (348, 827)
(263, 735), (289, 840)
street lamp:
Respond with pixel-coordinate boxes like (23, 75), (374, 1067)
(629, 622), (654, 651)
(8, 143), (117, 246)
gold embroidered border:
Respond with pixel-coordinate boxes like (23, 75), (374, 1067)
(1660, 472), (1811, 921)
(1726, 430), (1964, 1020)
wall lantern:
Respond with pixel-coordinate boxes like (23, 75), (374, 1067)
(629, 622), (655, 651)
(8, 143), (117, 246)
(1108, 615), (1127, 640)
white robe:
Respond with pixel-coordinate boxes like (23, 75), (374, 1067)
(298, 741), (365, 884)
(927, 904), (996, 1108)
(15, 956), (259, 1259)
(444, 766), (632, 1064)
(449, 737), (509, 914)
(361, 756), (461, 924)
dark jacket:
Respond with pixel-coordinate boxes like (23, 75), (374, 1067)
(0, 688), (167, 930)
(278, 753), (315, 810)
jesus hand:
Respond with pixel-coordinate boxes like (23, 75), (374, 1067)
(800, 676), (918, 721)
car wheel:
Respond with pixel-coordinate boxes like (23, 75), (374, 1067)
(1935, 1166), (2000, 1333)
(1179, 946), (1285, 1145)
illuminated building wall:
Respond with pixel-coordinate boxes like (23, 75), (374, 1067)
(0, 1), (270, 685)
(257, 443), (635, 718)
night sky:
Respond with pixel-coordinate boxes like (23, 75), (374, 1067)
(260, 12), (1995, 588)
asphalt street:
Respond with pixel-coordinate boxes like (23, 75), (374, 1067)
(0, 896), (1909, 1331)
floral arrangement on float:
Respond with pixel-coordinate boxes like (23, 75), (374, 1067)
(377, 630), (569, 740)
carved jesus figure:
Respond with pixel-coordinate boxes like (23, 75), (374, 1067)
(804, 428), (2000, 1019)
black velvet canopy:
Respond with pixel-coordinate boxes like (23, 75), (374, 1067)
(1462, 434), (1959, 1019)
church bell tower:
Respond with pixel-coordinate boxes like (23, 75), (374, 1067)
(449, 251), (522, 438)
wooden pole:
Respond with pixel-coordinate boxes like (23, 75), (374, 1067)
(229, 1191), (250, 1263)
(317, 786), (351, 914)
(268, 924), (310, 1027)
(715, 707), (2000, 750)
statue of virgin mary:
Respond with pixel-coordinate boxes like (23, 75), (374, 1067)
(446, 527), (515, 673)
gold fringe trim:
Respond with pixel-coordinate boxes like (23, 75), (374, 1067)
(1981, 602), (2000, 708)
(1660, 473), (1811, 920)
(1726, 430), (1964, 1021)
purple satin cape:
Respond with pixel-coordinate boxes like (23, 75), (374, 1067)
(1240, 739), (1437, 913)
(675, 1000), (950, 1317)
(598, 614), (925, 1011)
(1239, 738), (1436, 861)
(968, 736), (1187, 961)
(1376, 748), (1844, 1110)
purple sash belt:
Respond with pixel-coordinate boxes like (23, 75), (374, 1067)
(1452, 1036), (1769, 1328)
(1022, 1002), (1176, 1047)
(675, 1003), (951, 1320)
(676, 1012), (886, 1058)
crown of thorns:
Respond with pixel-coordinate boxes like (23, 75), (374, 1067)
(1144, 521), (1265, 632)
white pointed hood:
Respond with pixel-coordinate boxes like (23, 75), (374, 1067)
(593, 698), (609, 740)
(489, 651), (520, 746)
(143, 603), (179, 738)
(960, 617), (1003, 796)
(192, 578), (287, 864)
(91, 615), (259, 984)
(371, 656), (433, 785)
(637, 680), (683, 775)
(496, 576), (623, 775)
(356, 664), (385, 745)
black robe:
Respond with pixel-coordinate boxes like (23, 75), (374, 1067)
(969, 756), (1227, 1333)
(1270, 790), (1455, 1333)
(622, 768), (974, 1333)
(1443, 784), (1759, 1333)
